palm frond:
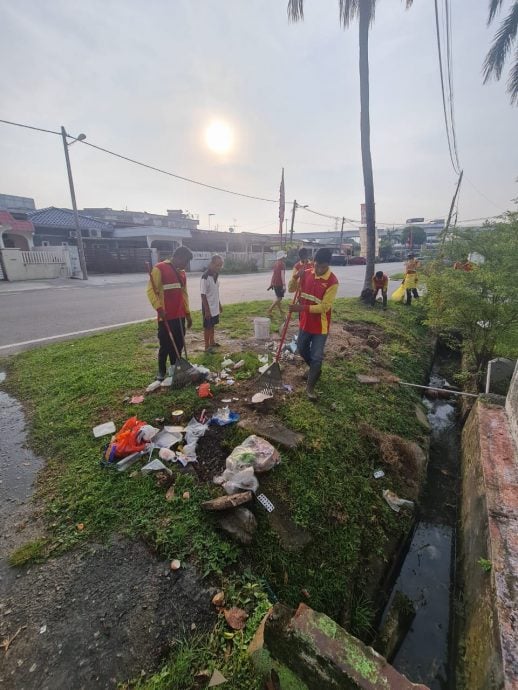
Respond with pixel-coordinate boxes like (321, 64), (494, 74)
(405, 0), (414, 7)
(287, 0), (304, 22)
(483, 1), (518, 82)
(488, 0), (505, 24)
(338, 0), (360, 28)
(507, 47), (518, 103)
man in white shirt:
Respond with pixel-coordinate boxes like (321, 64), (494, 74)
(200, 254), (224, 353)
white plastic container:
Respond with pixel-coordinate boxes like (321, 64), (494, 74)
(254, 317), (270, 340)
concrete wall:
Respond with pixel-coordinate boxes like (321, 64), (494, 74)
(0, 248), (70, 281)
(458, 399), (518, 689)
(505, 361), (518, 451)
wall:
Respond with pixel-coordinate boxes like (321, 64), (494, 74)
(505, 361), (518, 450)
(0, 248), (70, 281)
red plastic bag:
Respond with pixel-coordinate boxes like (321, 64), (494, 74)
(197, 383), (213, 398)
(104, 416), (148, 461)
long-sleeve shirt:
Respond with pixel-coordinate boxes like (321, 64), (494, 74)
(289, 267), (339, 334)
(146, 260), (190, 320)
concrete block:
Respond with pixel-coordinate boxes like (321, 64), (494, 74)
(264, 603), (429, 689)
(486, 358), (516, 396)
(505, 360), (518, 452)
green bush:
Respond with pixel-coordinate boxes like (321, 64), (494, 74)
(221, 257), (258, 274)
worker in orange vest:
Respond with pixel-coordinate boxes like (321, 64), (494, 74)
(371, 271), (389, 310)
(288, 247), (339, 401)
(146, 246), (193, 380)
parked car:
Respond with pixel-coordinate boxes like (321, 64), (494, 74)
(330, 254), (346, 266)
(348, 256), (366, 265)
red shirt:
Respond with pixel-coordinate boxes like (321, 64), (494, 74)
(270, 260), (285, 287)
(372, 273), (388, 290)
(156, 262), (188, 319)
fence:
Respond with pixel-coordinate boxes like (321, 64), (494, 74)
(21, 249), (66, 265)
(0, 247), (71, 281)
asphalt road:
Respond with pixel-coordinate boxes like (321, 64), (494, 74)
(0, 262), (405, 354)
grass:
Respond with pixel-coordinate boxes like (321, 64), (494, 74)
(1, 297), (433, 689)
(9, 538), (47, 566)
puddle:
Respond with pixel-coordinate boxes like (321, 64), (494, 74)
(0, 390), (44, 587)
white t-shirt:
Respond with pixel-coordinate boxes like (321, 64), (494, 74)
(200, 271), (220, 316)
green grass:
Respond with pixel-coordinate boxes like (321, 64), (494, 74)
(9, 538), (47, 566)
(1, 297), (433, 689)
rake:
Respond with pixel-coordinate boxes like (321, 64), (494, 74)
(256, 290), (300, 395)
(146, 262), (196, 388)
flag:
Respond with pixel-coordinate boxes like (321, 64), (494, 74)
(278, 168), (285, 234)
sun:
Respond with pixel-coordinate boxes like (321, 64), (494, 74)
(205, 120), (233, 155)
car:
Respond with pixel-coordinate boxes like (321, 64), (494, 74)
(330, 254), (346, 266)
(348, 256), (366, 265)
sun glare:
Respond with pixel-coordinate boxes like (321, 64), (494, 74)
(205, 120), (233, 154)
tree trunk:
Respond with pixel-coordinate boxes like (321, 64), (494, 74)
(359, 0), (376, 291)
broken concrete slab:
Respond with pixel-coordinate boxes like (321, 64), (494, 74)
(356, 374), (380, 385)
(264, 603), (429, 690)
(201, 491), (253, 511)
(238, 416), (304, 449)
(217, 507), (257, 545)
(486, 357), (516, 396)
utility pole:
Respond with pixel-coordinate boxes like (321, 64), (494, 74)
(442, 170), (464, 245)
(339, 216), (345, 252)
(289, 199), (297, 248)
(61, 126), (88, 280)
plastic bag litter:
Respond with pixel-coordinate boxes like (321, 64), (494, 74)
(137, 425), (159, 442)
(153, 431), (182, 448)
(221, 358), (234, 368)
(258, 363), (270, 374)
(145, 380), (162, 394)
(142, 459), (172, 475)
(159, 448), (177, 462)
(92, 421), (116, 438)
(192, 364), (211, 376)
(258, 354), (269, 364)
(183, 441), (198, 461)
(160, 376), (173, 387)
(215, 466), (259, 495)
(382, 489), (414, 513)
(232, 360), (245, 370)
(391, 284), (406, 302)
(251, 392), (273, 404)
(184, 418), (209, 444)
(211, 407), (240, 426)
(226, 435), (280, 474)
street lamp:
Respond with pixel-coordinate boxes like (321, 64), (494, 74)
(208, 213), (215, 230)
(61, 126), (88, 280)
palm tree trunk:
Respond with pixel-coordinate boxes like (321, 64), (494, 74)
(359, 0), (376, 291)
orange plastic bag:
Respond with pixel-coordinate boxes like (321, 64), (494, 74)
(104, 416), (148, 461)
(197, 382), (213, 398)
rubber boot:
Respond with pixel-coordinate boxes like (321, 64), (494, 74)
(306, 363), (322, 401)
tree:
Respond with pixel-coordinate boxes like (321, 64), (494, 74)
(287, 0), (413, 291)
(425, 214), (518, 383)
(400, 226), (427, 247)
(483, 0), (518, 105)
(379, 238), (394, 260)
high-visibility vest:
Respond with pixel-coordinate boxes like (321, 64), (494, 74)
(299, 269), (338, 335)
(372, 274), (388, 289)
(156, 262), (187, 319)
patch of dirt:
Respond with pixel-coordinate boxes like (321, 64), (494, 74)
(0, 537), (215, 690)
(192, 425), (231, 482)
(342, 321), (386, 342)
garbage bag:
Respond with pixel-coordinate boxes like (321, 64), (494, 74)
(391, 284), (406, 302)
(225, 435), (280, 474)
(184, 418), (209, 445)
(223, 467), (259, 495)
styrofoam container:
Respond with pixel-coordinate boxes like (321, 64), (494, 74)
(254, 317), (270, 340)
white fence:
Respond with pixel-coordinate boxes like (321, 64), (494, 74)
(0, 247), (72, 281)
(21, 249), (67, 265)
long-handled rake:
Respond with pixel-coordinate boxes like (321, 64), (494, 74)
(146, 262), (196, 388)
(256, 290), (300, 395)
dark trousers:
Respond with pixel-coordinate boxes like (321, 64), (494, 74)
(158, 318), (185, 375)
(371, 288), (387, 308)
(406, 288), (419, 305)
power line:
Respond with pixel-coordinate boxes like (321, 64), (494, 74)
(0, 118), (61, 137)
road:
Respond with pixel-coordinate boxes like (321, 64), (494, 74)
(0, 262), (405, 354)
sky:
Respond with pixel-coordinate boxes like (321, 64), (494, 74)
(0, 0), (516, 234)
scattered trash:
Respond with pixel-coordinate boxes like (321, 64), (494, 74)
(212, 591), (225, 607)
(130, 395), (145, 404)
(115, 450), (146, 472)
(165, 485), (175, 501)
(0, 372), (6, 383)
(258, 354), (269, 364)
(158, 448), (176, 462)
(39, 625), (47, 635)
(201, 491), (253, 511)
(92, 421), (116, 438)
(154, 417), (165, 424)
(232, 359), (245, 370)
(256, 493), (275, 513)
(373, 469), (385, 479)
(171, 409), (184, 421)
(224, 607), (249, 630)
(258, 363), (270, 374)
(211, 407), (240, 426)
(185, 418), (209, 444)
(221, 358), (234, 368)
(182, 441), (198, 461)
(221, 398), (232, 403)
(251, 392), (274, 404)
(283, 384), (293, 393)
(225, 378), (235, 386)
(170, 559), (181, 571)
(356, 374), (381, 384)
(216, 466), (259, 495)
(382, 489), (415, 513)
(226, 435), (280, 474)
(164, 425), (184, 433)
(301, 588), (311, 599)
(182, 491), (190, 500)
(76, 523), (85, 531)
(142, 459), (172, 476)
(208, 669), (227, 687)
(153, 430), (182, 448)
(102, 417), (149, 464)
(137, 424), (159, 442)
(145, 380), (161, 393)
(197, 382), (213, 398)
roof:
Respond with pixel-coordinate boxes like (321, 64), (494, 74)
(112, 226), (191, 239)
(0, 210), (34, 233)
(28, 207), (111, 231)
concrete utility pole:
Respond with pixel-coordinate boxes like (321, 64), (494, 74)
(339, 216), (345, 251)
(61, 126), (88, 280)
(289, 199), (297, 248)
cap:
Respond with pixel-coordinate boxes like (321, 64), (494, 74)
(276, 250), (287, 259)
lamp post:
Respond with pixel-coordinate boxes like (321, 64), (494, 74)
(61, 126), (88, 280)
(289, 201), (308, 246)
(208, 213), (215, 230)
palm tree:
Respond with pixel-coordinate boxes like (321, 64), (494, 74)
(483, 0), (518, 104)
(287, 0), (413, 291)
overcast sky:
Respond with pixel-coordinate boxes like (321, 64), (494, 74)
(0, 0), (516, 233)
